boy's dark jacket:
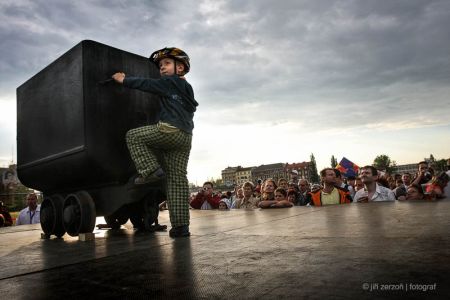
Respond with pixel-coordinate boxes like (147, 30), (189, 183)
(124, 75), (198, 134)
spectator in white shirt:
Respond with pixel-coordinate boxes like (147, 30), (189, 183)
(16, 193), (41, 225)
(354, 166), (396, 203)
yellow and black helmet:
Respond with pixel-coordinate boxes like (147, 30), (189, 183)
(150, 47), (190, 73)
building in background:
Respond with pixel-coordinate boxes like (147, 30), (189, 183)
(0, 164), (36, 211)
(221, 166), (240, 187)
(1, 164), (19, 193)
(285, 162), (310, 181)
(250, 163), (285, 184)
(221, 158), (446, 188)
(235, 166), (255, 186)
(391, 163), (418, 175)
(222, 162), (315, 186)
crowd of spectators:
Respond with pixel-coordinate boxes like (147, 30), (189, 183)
(1, 160), (449, 227)
(189, 160), (450, 210)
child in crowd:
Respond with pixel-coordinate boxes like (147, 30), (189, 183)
(218, 199), (231, 210)
(278, 178), (288, 190)
(259, 188), (293, 209)
(287, 190), (297, 204)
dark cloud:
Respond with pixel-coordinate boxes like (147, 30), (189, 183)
(3, 0), (448, 101)
(1, 0), (449, 169)
(0, 0), (168, 89)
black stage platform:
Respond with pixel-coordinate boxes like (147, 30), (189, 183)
(1, 200), (449, 299)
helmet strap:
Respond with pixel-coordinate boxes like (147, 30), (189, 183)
(174, 60), (185, 77)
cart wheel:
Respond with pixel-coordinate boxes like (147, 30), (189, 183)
(104, 210), (129, 230)
(40, 194), (66, 238)
(63, 191), (96, 237)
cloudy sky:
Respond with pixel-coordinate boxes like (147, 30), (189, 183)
(1, 0), (449, 184)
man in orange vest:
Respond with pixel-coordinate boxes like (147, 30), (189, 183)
(307, 168), (352, 206)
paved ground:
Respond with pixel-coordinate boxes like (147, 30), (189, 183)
(1, 200), (449, 299)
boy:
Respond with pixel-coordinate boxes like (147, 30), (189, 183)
(112, 47), (198, 238)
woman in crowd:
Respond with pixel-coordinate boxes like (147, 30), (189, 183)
(234, 181), (260, 209)
(260, 178), (277, 201)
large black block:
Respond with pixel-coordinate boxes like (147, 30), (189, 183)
(17, 40), (160, 193)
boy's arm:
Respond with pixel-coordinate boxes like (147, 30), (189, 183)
(111, 72), (170, 97)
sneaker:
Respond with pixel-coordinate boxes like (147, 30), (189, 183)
(134, 168), (165, 185)
(169, 225), (190, 238)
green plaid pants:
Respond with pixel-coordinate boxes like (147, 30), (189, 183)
(126, 123), (192, 227)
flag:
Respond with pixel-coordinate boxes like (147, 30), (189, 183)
(336, 157), (359, 177)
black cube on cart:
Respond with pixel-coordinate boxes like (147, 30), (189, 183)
(17, 40), (164, 237)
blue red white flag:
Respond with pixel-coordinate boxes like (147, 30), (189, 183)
(336, 157), (359, 177)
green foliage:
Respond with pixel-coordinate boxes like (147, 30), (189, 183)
(433, 159), (447, 172)
(331, 155), (338, 168)
(427, 154), (449, 172)
(309, 153), (320, 183)
(373, 154), (394, 174)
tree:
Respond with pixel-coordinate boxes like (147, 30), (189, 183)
(373, 154), (393, 174)
(331, 155), (338, 168)
(433, 158), (447, 172)
(429, 154), (436, 163)
(309, 153), (320, 183)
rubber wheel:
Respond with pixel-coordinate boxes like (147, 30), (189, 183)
(40, 194), (66, 238)
(63, 191), (96, 237)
